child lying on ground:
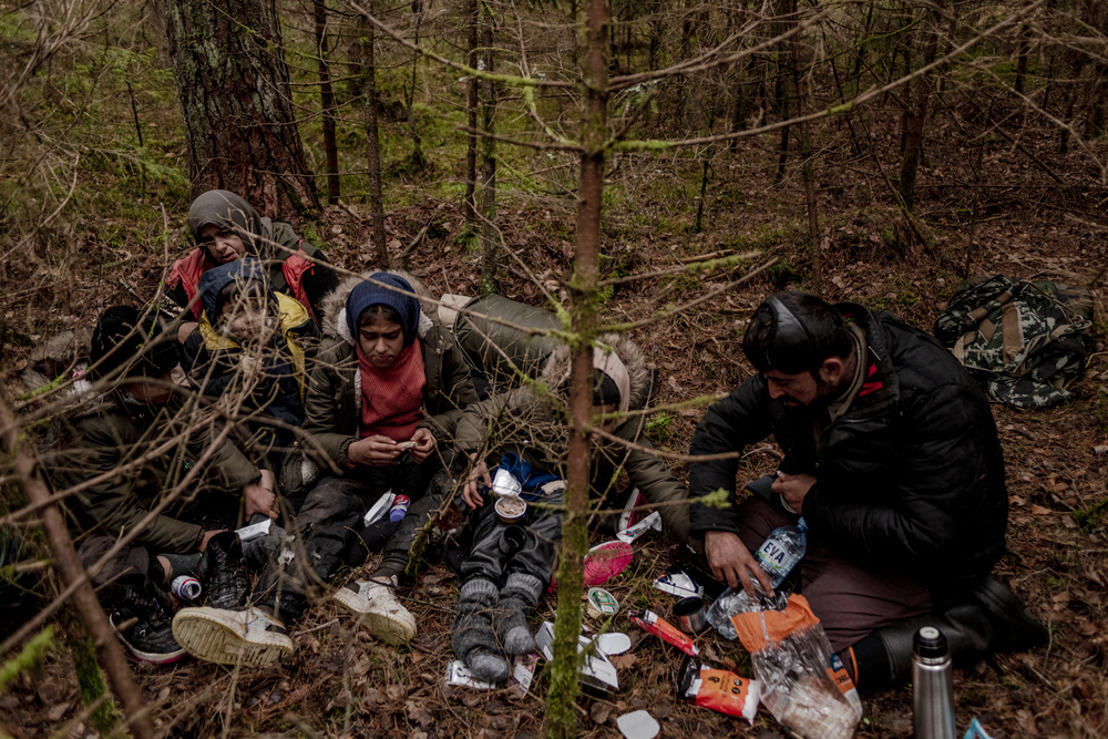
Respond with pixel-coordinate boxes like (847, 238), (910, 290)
(452, 334), (693, 682)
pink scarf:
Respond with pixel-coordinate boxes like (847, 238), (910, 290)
(356, 340), (425, 441)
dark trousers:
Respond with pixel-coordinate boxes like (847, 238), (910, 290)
(256, 455), (443, 621)
(735, 497), (932, 653)
(460, 489), (564, 588)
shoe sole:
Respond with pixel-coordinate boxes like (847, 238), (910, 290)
(332, 589), (416, 645)
(172, 608), (293, 667)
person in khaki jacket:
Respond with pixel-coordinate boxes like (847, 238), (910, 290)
(257, 271), (478, 643)
(49, 306), (290, 666)
(450, 333), (692, 683)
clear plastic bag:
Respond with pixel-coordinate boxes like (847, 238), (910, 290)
(706, 584), (787, 640)
(730, 594), (862, 739)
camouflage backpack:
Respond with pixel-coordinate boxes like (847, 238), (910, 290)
(933, 275), (1093, 409)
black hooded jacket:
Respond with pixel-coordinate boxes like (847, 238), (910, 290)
(689, 304), (1008, 601)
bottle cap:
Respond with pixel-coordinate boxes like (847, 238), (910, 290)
(913, 625), (948, 659)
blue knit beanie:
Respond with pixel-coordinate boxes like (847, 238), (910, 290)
(345, 273), (420, 345)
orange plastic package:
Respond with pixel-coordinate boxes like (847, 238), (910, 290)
(629, 610), (698, 656)
(677, 655), (760, 725)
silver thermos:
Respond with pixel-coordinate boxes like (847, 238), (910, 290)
(912, 626), (956, 739)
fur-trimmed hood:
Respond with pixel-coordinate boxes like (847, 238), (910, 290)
(319, 269), (438, 345)
(537, 332), (652, 413)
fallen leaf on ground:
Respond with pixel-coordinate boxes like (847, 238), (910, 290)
(590, 702), (612, 724)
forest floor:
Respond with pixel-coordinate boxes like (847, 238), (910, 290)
(2, 105), (1108, 738)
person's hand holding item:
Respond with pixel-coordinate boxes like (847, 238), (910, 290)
(347, 435), (403, 466)
(244, 471), (279, 520)
(704, 530), (774, 594)
(773, 472), (816, 516)
(461, 453), (492, 509)
(408, 427), (436, 463)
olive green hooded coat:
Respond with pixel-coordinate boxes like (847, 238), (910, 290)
(282, 271), (478, 494)
(454, 333), (691, 542)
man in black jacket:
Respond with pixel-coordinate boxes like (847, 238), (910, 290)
(689, 291), (1045, 690)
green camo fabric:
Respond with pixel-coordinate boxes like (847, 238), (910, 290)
(933, 275), (1093, 409)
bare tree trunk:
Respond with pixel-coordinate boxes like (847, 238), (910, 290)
(478, 3), (498, 294)
(897, 5), (940, 213)
(1014, 21), (1030, 95)
(404, 0), (427, 172)
(163, 0), (319, 219)
(790, 4), (820, 291)
(546, 0), (608, 736)
(463, 0), (479, 224)
(315, 0), (340, 205)
(772, 0), (791, 184)
(358, 11), (388, 266)
(0, 396), (155, 739)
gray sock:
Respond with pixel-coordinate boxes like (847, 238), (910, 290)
(466, 648), (510, 683)
(452, 579), (508, 681)
(497, 596), (535, 655)
(496, 573), (544, 655)
(161, 551), (203, 580)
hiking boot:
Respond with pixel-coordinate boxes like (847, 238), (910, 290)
(332, 575), (417, 645)
(971, 576), (1048, 653)
(172, 606), (294, 667)
(110, 582), (187, 665)
(196, 531), (249, 610)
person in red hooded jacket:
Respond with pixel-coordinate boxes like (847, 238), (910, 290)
(165, 190), (339, 339)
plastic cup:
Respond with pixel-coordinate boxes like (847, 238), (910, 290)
(494, 495), (527, 524)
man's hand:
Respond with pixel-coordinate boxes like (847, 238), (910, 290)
(704, 530), (774, 595)
(347, 435), (404, 467)
(461, 453), (492, 509)
(408, 427), (436, 463)
(244, 471), (279, 520)
(773, 472), (816, 516)
(198, 529), (226, 552)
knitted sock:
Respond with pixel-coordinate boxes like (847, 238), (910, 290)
(496, 573), (544, 655)
(161, 552), (202, 580)
(452, 579), (509, 683)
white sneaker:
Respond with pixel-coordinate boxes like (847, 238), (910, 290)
(332, 576), (417, 645)
(172, 606), (294, 667)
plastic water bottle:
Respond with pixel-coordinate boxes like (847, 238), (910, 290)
(754, 517), (807, 589)
(171, 575), (202, 602)
(912, 626), (956, 739)
(389, 494), (411, 523)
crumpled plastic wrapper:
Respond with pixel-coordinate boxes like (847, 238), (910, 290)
(729, 593), (862, 739)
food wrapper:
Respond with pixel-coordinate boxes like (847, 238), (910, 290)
(616, 511), (663, 543)
(653, 570), (704, 599)
(677, 655), (760, 724)
(730, 594), (861, 739)
(629, 610), (698, 656)
(535, 621), (619, 692)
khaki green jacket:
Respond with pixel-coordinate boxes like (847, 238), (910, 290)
(50, 394), (260, 553)
(282, 270), (479, 493)
(454, 333), (690, 542)
(301, 325), (478, 471)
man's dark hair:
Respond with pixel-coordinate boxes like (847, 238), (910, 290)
(89, 306), (179, 380)
(741, 291), (852, 374)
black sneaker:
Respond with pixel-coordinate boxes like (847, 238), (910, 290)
(110, 583), (187, 665)
(196, 531), (249, 610)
